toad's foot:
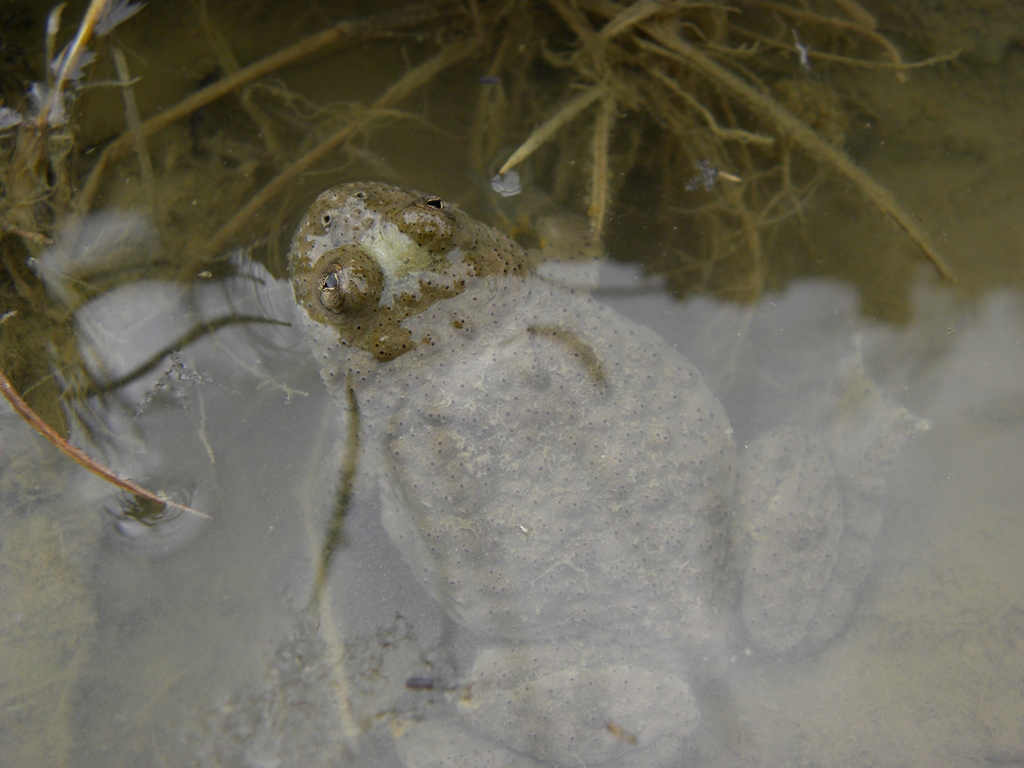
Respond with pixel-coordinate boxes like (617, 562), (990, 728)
(732, 338), (929, 654)
(395, 644), (699, 768)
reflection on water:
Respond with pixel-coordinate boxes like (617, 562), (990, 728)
(3, 231), (1023, 765)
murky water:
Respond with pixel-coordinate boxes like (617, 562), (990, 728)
(2, 1), (1023, 766)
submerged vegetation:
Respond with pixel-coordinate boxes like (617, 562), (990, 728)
(0, 0), (957, 488)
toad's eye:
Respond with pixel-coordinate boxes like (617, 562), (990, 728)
(315, 247), (384, 315)
(400, 195), (455, 253)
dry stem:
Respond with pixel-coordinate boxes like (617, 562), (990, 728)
(498, 85), (604, 175)
(597, 0), (682, 40)
(830, 0), (877, 29)
(646, 67), (775, 146)
(39, 0), (112, 127)
(0, 367), (210, 520)
(588, 96), (616, 245)
(111, 47), (157, 218)
(301, 380), (362, 745)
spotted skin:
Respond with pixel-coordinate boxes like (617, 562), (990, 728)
(288, 182), (927, 768)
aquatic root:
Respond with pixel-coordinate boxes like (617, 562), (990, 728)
(638, 22), (955, 281)
(588, 95), (616, 245)
(498, 86), (604, 176)
(74, 0), (459, 214)
(204, 35), (480, 256)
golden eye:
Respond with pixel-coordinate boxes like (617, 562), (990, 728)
(316, 247), (384, 314)
(400, 195), (455, 253)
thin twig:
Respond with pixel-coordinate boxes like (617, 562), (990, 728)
(733, 26), (960, 72)
(112, 47), (158, 218)
(311, 378), (360, 606)
(830, 0), (877, 30)
(588, 96), (615, 244)
(87, 314), (288, 396)
(0, 367), (210, 520)
(2, 226), (53, 245)
(740, 0), (908, 80)
(297, 378), (360, 744)
(546, 0), (598, 43)
(647, 67), (775, 146)
(598, 0), (682, 40)
(801, 46), (960, 71)
(498, 85), (603, 175)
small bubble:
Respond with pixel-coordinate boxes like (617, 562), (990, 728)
(490, 170), (522, 197)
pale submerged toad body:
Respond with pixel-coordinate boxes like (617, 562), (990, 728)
(289, 182), (927, 767)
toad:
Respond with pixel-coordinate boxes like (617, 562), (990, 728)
(289, 182), (926, 767)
